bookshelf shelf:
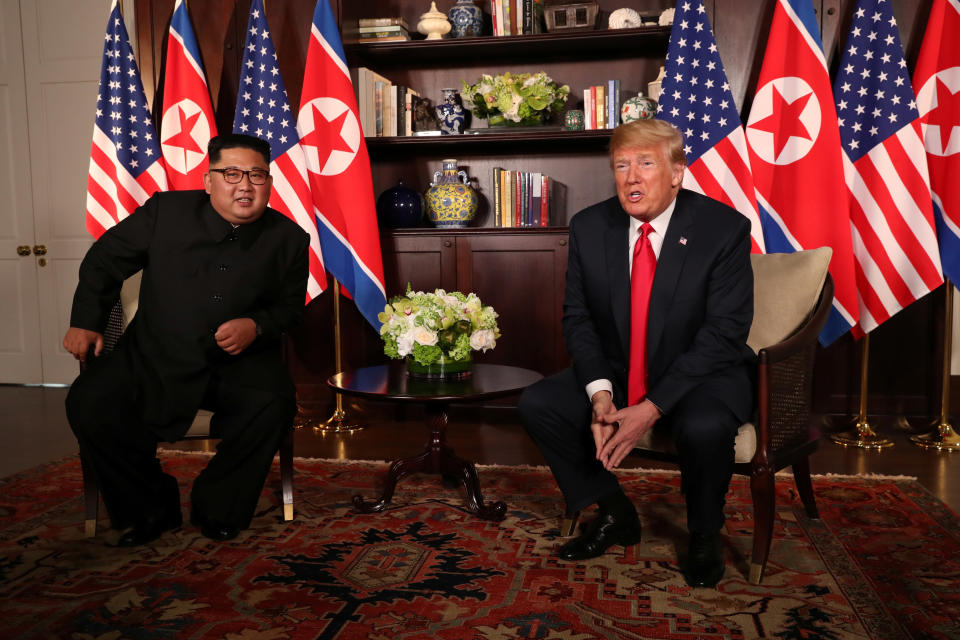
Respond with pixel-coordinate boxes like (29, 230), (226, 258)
(345, 26), (670, 64)
(366, 129), (612, 155)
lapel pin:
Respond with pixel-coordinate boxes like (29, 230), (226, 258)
(679, 237), (688, 245)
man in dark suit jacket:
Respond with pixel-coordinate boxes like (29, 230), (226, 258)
(64, 134), (309, 546)
(519, 119), (754, 587)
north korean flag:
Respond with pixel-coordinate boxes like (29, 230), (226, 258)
(746, 0), (859, 344)
(298, 0), (385, 329)
(914, 0), (960, 285)
(160, 0), (217, 190)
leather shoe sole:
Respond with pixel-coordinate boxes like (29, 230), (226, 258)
(556, 514), (642, 561)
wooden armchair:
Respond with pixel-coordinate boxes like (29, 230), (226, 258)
(563, 248), (834, 585)
(79, 275), (295, 536)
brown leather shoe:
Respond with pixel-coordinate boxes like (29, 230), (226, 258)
(556, 511), (642, 561)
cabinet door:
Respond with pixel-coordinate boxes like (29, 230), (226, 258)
(456, 231), (569, 375)
(381, 232), (458, 297)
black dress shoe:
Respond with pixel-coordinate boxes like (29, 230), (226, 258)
(116, 509), (182, 547)
(683, 533), (725, 587)
(556, 511), (642, 561)
(190, 509), (240, 542)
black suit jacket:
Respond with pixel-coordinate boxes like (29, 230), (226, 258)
(562, 189), (755, 420)
(70, 190), (309, 439)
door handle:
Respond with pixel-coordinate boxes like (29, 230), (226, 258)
(32, 244), (47, 256)
(17, 245), (31, 256)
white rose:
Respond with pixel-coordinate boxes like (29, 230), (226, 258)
(397, 331), (415, 357)
(413, 326), (439, 346)
(469, 329), (496, 352)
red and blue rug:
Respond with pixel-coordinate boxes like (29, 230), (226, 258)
(1, 452), (958, 639)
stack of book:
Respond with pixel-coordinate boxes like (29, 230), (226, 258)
(352, 67), (429, 137)
(491, 167), (560, 227)
(350, 17), (411, 43)
(583, 80), (621, 130)
(490, 0), (545, 36)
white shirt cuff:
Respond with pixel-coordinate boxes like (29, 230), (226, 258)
(586, 379), (613, 402)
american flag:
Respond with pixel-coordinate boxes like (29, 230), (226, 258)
(233, 0), (327, 303)
(85, 0), (167, 239)
(834, 0), (942, 335)
(657, 0), (764, 253)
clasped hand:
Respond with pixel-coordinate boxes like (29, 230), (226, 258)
(590, 392), (662, 470)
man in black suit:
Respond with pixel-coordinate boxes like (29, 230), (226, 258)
(519, 119), (754, 587)
(64, 134), (309, 546)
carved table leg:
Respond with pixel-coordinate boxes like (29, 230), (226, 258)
(353, 402), (506, 521)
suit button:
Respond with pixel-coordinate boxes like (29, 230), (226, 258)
(228, 233), (238, 242)
(211, 294), (223, 303)
(218, 264), (229, 271)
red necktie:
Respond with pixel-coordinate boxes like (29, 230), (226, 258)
(628, 222), (656, 406)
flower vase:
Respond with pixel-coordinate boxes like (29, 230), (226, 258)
(376, 180), (424, 228)
(436, 89), (465, 135)
(447, 0), (485, 37)
(424, 159), (478, 227)
(406, 353), (473, 380)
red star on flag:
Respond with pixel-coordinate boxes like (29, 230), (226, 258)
(921, 77), (960, 154)
(162, 105), (204, 169)
(300, 103), (353, 170)
(749, 86), (814, 160)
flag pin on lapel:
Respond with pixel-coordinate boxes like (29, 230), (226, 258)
(679, 237), (688, 245)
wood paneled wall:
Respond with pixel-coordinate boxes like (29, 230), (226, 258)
(131, 0), (945, 422)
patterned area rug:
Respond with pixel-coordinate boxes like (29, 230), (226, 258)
(1, 453), (958, 639)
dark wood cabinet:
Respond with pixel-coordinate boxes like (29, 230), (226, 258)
(383, 228), (570, 374)
(288, 229), (570, 418)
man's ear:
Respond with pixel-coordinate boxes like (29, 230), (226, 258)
(203, 171), (212, 194)
(672, 163), (685, 187)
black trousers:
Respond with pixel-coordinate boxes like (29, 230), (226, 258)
(518, 368), (741, 535)
(66, 349), (295, 530)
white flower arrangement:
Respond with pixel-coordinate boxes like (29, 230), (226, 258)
(461, 71), (570, 124)
(378, 286), (500, 366)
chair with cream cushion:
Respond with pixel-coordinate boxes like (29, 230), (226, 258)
(561, 247), (834, 585)
(80, 272), (295, 536)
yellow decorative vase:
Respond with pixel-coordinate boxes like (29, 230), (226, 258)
(424, 159), (478, 228)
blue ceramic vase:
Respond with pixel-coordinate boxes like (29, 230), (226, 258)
(436, 88), (465, 135)
(447, 0), (485, 38)
(376, 180), (424, 228)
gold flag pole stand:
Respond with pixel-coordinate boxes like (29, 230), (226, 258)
(293, 282), (363, 432)
(911, 281), (960, 451)
(830, 333), (894, 449)
(317, 281), (363, 433)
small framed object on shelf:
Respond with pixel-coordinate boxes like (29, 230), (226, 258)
(544, 1), (599, 32)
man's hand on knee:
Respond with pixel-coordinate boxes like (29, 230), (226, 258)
(596, 399), (662, 470)
(63, 327), (103, 362)
(215, 318), (258, 355)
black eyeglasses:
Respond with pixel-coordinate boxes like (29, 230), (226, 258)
(209, 168), (270, 185)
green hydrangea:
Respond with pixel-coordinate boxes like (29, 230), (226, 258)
(378, 285), (501, 365)
(461, 71), (570, 123)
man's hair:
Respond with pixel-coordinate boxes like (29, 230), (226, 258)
(609, 119), (687, 168)
(208, 134), (271, 166)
